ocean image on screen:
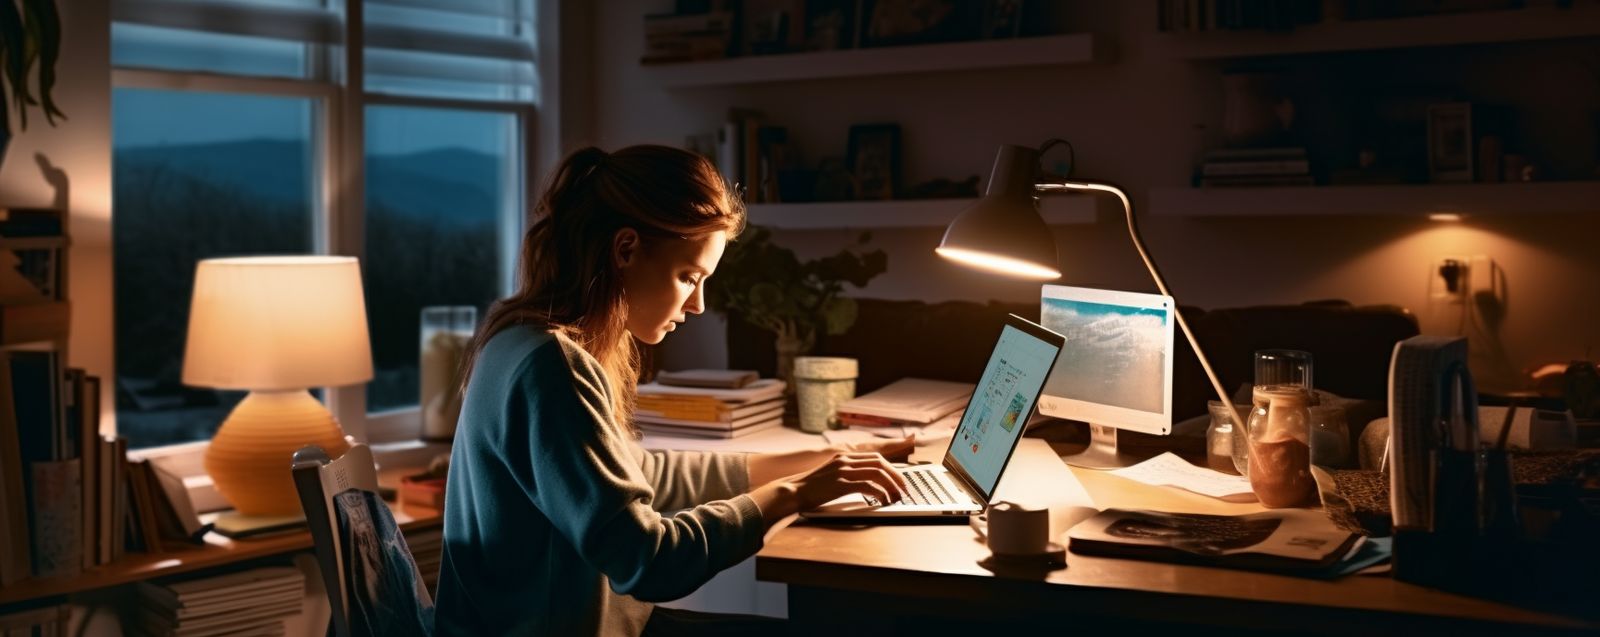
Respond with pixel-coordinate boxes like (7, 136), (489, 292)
(1042, 298), (1168, 414)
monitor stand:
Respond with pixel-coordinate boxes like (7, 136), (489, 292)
(1060, 423), (1136, 469)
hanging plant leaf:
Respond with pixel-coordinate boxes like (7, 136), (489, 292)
(23, 0), (63, 125)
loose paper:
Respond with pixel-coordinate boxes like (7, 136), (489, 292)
(1108, 452), (1257, 502)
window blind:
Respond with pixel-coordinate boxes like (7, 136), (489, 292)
(113, 0), (537, 101)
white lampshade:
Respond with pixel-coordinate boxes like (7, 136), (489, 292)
(183, 256), (374, 391)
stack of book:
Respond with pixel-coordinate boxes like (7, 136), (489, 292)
(406, 527), (444, 598)
(635, 373), (785, 439)
(1197, 147), (1312, 188)
(133, 566), (304, 637)
(640, 11), (733, 64)
(0, 604), (70, 636)
(834, 378), (974, 436)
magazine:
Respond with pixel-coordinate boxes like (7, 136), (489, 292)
(1067, 508), (1361, 573)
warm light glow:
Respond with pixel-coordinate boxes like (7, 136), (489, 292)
(1428, 212), (1465, 222)
(936, 246), (1061, 280)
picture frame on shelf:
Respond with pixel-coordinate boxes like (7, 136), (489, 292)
(741, 0), (806, 56)
(1427, 102), (1473, 183)
(980, 0), (1025, 39)
(847, 124), (901, 200)
(804, 0), (862, 51)
(860, 0), (978, 48)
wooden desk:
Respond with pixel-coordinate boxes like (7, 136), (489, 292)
(756, 438), (1598, 636)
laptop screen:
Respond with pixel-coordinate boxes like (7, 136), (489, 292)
(945, 320), (1063, 500)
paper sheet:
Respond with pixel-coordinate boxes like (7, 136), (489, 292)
(1107, 452), (1257, 502)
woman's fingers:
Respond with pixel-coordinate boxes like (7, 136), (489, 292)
(837, 467), (907, 501)
(842, 479), (893, 507)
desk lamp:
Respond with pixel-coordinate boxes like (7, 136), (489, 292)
(937, 143), (1242, 444)
(183, 256), (372, 516)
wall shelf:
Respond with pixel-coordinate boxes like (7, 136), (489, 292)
(645, 33), (1109, 88)
(746, 196), (1097, 230)
(1147, 181), (1600, 218)
(1152, 5), (1600, 60)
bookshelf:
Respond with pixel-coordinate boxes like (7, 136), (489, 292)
(0, 497), (440, 607)
(1152, 4), (1600, 60)
(645, 33), (1110, 88)
(746, 195), (1097, 230)
(1147, 181), (1600, 218)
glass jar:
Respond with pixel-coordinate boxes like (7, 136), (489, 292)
(793, 356), (857, 434)
(420, 305), (476, 441)
(1206, 400), (1245, 475)
(1309, 403), (1351, 469)
(1247, 350), (1317, 508)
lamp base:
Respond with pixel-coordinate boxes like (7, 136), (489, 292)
(205, 390), (351, 516)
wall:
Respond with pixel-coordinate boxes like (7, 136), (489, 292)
(0, 2), (113, 426)
(590, 1), (1600, 392)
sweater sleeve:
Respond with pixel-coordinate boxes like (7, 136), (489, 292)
(514, 339), (766, 603)
(635, 448), (750, 512)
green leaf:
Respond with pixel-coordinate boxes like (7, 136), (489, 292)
(23, 0), (63, 125)
(822, 297), (859, 335)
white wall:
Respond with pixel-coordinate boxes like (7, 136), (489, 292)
(588, 1), (1600, 392)
(0, 2), (113, 427)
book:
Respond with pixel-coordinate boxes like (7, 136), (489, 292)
(636, 378), (785, 404)
(211, 512), (306, 539)
(634, 404), (784, 430)
(638, 417), (784, 439)
(0, 353), (29, 584)
(634, 397), (782, 422)
(833, 378), (974, 425)
(655, 368), (759, 389)
(29, 458), (82, 577)
(1067, 508), (1361, 574)
(1200, 159), (1310, 176)
(147, 460), (208, 541)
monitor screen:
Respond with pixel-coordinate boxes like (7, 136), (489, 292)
(947, 321), (1061, 499)
(1037, 285), (1175, 435)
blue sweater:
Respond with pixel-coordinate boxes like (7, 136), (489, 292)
(433, 326), (764, 636)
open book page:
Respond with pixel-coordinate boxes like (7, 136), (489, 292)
(1108, 452), (1256, 502)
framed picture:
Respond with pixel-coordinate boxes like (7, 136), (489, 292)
(980, 0), (1024, 39)
(861, 0), (979, 48)
(741, 0), (806, 56)
(1427, 102), (1473, 183)
(847, 124), (901, 200)
(804, 0), (861, 51)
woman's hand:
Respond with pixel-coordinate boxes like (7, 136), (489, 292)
(833, 436), (914, 463)
(790, 452), (909, 510)
(748, 451), (909, 525)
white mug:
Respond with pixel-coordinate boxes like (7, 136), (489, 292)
(985, 501), (1050, 556)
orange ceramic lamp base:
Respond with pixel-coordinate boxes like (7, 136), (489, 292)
(205, 390), (351, 516)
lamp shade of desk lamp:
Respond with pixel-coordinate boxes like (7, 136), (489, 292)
(937, 144), (1244, 452)
(183, 256), (372, 516)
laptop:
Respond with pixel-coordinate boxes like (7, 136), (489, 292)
(802, 313), (1065, 520)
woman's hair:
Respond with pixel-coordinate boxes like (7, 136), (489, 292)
(462, 145), (745, 429)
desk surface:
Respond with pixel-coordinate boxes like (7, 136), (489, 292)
(747, 435), (1596, 634)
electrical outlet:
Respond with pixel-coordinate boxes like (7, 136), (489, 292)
(1469, 255), (1498, 299)
(1431, 256), (1470, 303)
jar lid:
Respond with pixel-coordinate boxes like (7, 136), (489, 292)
(793, 356), (858, 380)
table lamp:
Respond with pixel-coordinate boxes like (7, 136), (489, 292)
(936, 143), (1242, 435)
(183, 256), (372, 516)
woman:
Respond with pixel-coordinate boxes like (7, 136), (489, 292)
(434, 145), (911, 637)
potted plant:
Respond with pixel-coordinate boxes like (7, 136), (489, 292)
(0, 0), (66, 173)
(707, 226), (887, 390)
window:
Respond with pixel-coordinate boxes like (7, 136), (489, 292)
(364, 106), (520, 412)
(111, 0), (536, 450)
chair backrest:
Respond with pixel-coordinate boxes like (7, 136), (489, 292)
(294, 443), (445, 637)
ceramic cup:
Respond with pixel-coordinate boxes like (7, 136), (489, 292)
(985, 501), (1050, 556)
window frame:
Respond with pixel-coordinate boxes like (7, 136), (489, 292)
(111, 0), (537, 466)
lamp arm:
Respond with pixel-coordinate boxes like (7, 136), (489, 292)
(1037, 181), (1243, 429)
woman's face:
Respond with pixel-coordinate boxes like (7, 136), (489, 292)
(616, 229), (727, 345)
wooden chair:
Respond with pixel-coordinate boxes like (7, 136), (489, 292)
(291, 444), (434, 637)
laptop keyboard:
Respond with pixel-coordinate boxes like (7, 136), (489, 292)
(859, 467), (964, 507)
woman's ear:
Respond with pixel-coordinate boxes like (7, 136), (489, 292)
(613, 227), (641, 270)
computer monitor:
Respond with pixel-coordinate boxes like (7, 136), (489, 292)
(1038, 284), (1176, 468)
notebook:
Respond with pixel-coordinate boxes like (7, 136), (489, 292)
(803, 314), (1064, 520)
